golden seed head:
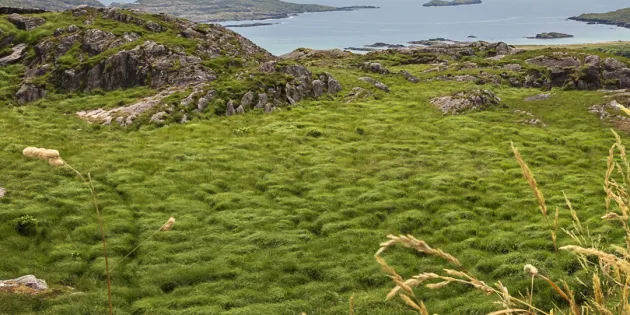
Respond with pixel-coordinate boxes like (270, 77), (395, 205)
(48, 157), (65, 167)
(23, 147), (64, 167)
(602, 213), (620, 220)
(524, 264), (538, 276)
(162, 217), (176, 231)
(40, 149), (60, 159)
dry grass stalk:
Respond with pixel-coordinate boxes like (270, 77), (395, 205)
(552, 207), (559, 251)
(349, 294), (355, 315)
(376, 234), (461, 266)
(511, 142), (548, 218)
(24, 148), (113, 315)
(112, 216), (176, 271)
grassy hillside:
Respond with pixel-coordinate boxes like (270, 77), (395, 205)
(113, 0), (337, 22)
(3, 7), (630, 315)
(0, 0), (105, 10)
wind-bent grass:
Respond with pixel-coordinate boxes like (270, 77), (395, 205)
(377, 131), (630, 314)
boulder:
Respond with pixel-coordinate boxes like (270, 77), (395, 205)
(7, 14), (46, 30)
(225, 100), (236, 116)
(604, 58), (626, 72)
(0, 43), (27, 66)
(361, 62), (390, 74)
(16, 84), (46, 105)
(256, 93), (268, 108)
(400, 70), (420, 83)
(82, 29), (118, 56)
(240, 91), (255, 109)
(312, 80), (325, 98)
(0, 186), (5, 198)
(326, 73), (342, 94)
(359, 77), (390, 92)
(430, 89), (502, 115)
(150, 112), (167, 123)
(236, 105), (245, 114)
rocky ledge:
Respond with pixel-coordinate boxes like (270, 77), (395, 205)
(431, 89), (502, 115)
(527, 32), (574, 39)
(0, 275), (48, 295)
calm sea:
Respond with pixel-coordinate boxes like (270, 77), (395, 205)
(217, 0), (630, 55)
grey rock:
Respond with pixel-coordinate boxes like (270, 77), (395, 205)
(236, 105), (245, 114)
(226, 100), (236, 116)
(145, 21), (165, 32)
(16, 84), (46, 105)
(434, 74), (478, 82)
(256, 93), (268, 108)
(345, 87), (371, 103)
(264, 103), (274, 113)
(150, 111), (167, 123)
(361, 62), (390, 74)
(82, 29), (117, 56)
(240, 91), (255, 109)
(400, 70), (420, 83)
(326, 73), (342, 94)
(526, 55), (581, 68)
(8, 14), (45, 30)
(359, 77), (390, 92)
(502, 64), (522, 72)
(524, 93), (552, 102)
(312, 80), (325, 98)
(0, 275), (48, 291)
(197, 97), (209, 111)
(0, 43), (27, 66)
(431, 89), (502, 115)
(260, 61), (277, 73)
(604, 58), (626, 72)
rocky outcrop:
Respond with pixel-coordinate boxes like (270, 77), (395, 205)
(514, 109), (546, 127)
(522, 54), (630, 90)
(0, 43), (27, 66)
(430, 89), (502, 115)
(54, 41), (216, 92)
(359, 77), (390, 92)
(0, 275), (48, 294)
(77, 87), (185, 126)
(7, 14), (46, 30)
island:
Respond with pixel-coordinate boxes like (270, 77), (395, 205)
(423, 0), (482, 7)
(224, 22), (278, 28)
(526, 32), (574, 39)
(111, 0), (380, 22)
(569, 8), (630, 29)
(0, 0), (104, 10)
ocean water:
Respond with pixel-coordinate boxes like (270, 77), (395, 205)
(219, 0), (630, 55)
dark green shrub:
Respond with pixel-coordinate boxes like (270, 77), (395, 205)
(15, 215), (39, 236)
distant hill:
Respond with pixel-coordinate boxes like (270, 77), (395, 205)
(0, 0), (105, 10)
(111, 0), (350, 22)
(570, 7), (630, 28)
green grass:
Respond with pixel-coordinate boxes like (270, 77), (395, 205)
(0, 63), (623, 314)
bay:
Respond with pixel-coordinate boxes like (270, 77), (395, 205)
(219, 0), (630, 55)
